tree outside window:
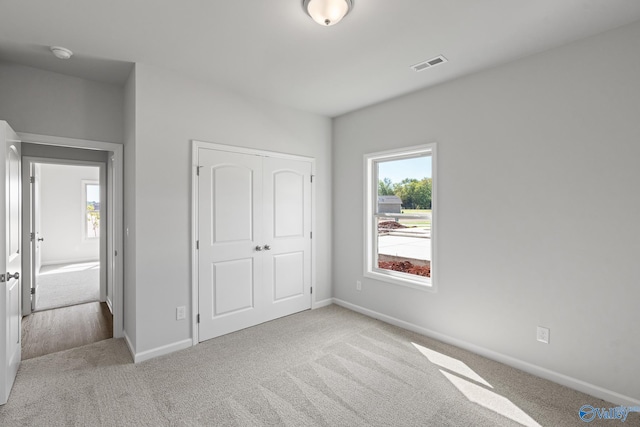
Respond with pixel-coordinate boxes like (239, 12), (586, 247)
(85, 183), (100, 238)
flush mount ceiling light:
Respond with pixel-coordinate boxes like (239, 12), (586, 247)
(303, 0), (354, 26)
(50, 46), (73, 60)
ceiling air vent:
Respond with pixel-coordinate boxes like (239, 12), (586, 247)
(411, 55), (448, 72)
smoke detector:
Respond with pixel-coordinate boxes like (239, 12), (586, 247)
(411, 55), (447, 72)
(50, 46), (73, 60)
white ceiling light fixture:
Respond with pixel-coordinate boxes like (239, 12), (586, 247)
(303, 0), (354, 26)
(50, 46), (73, 60)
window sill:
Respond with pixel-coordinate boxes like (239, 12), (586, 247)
(364, 269), (436, 293)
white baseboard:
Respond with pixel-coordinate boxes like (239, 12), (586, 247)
(312, 298), (334, 309)
(332, 298), (640, 407)
(123, 331), (135, 362)
(130, 339), (193, 364)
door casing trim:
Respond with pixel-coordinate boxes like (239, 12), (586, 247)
(17, 132), (124, 338)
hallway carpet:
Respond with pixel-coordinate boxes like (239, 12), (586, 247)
(36, 261), (100, 311)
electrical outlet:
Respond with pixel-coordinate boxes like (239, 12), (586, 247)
(537, 326), (550, 344)
(356, 280), (362, 291)
(176, 306), (186, 320)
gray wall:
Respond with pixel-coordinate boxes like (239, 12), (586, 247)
(123, 67), (137, 346)
(333, 21), (640, 401)
(22, 143), (109, 163)
(38, 164), (100, 265)
(0, 61), (124, 143)
(128, 63), (332, 354)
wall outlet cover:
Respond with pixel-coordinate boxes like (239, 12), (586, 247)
(537, 326), (550, 344)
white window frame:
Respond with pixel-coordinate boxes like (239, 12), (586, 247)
(82, 180), (100, 240)
(364, 143), (437, 292)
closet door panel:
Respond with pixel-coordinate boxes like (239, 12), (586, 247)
(262, 157), (312, 321)
(198, 149), (263, 342)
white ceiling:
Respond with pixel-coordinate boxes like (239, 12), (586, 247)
(1, 1), (640, 117)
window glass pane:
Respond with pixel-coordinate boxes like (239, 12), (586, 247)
(376, 155), (431, 279)
(86, 184), (100, 238)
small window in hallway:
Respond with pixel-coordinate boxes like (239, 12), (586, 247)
(85, 183), (100, 238)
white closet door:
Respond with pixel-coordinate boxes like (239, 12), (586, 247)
(198, 149), (264, 342)
(262, 157), (312, 321)
(197, 148), (312, 342)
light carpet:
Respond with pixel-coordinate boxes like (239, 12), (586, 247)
(0, 305), (622, 426)
(36, 262), (100, 311)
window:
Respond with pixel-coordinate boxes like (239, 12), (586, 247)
(364, 144), (436, 290)
(84, 182), (100, 239)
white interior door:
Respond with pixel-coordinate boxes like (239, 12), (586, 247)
(106, 155), (115, 308)
(197, 147), (313, 342)
(198, 149), (264, 342)
(1, 122), (21, 405)
(34, 164), (42, 274)
(32, 163), (42, 311)
(262, 157), (312, 321)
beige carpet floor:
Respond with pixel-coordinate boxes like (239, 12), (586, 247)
(36, 262), (100, 311)
(0, 305), (625, 426)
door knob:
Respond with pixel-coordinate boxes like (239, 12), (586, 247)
(263, 245), (271, 251)
(255, 245), (263, 251)
(37, 237), (44, 242)
(7, 272), (19, 280)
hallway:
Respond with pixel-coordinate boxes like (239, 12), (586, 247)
(21, 302), (113, 360)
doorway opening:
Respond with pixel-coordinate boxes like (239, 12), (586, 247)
(22, 159), (113, 359)
(18, 136), (123, 360)
(32, 163), (103, 312)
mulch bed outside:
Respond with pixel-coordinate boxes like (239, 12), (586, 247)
(378, 221), (408, 230)
(378, 260), (431, 277)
